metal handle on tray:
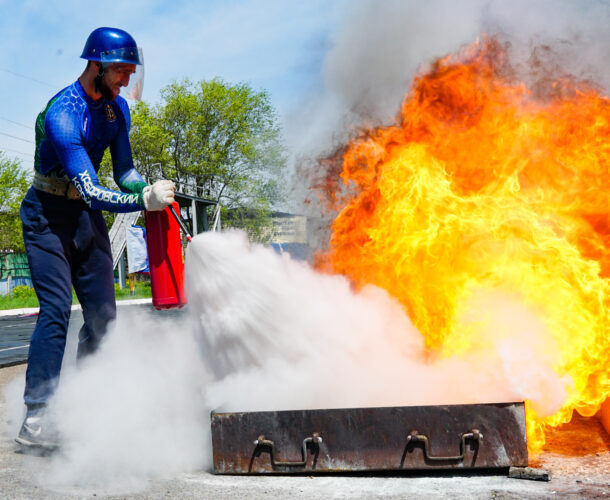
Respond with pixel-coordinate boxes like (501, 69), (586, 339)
(253, 433), (323, 467)
(406, 428), (483, 461)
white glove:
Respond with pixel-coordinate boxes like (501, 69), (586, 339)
(143, 180), (175, 211)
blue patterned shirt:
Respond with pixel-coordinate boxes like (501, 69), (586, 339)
(35, 80), (147, 212)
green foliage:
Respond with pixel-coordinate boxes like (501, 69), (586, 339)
(222, 206), (274, 244)
(0, 290), (39, 309)
(97, 149), (115, 190)
(97, 150), (119, 231)
(114, 280), (151, 300)
(0, 282), (152, 310)
(130, 78), (287, 239)
(0, 153), (31, 252)
(130, 101), (173, 183)
(11, 284), (36, 299)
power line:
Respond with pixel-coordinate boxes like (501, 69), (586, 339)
(0, 150), (34, 166)
(0, 68), (57, 89)
(0, 116), (30, 129)
(0, 131), (34, 144)
(0, 146), (34, 158)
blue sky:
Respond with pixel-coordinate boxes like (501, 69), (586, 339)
(2, 0), (609, 178)
(0, 0), (346, 170)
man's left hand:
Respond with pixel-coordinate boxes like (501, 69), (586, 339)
(143, 179), (175, 211)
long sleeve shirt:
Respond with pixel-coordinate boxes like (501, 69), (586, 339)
(34, 80), (147, 212)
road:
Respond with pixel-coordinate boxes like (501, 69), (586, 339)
(0, 314), (37, 368)
(0, 301), (183, 368)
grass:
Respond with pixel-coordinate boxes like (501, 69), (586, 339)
(115, 281), (152, 301)
(0, 282), (152, 310)
(0, 293), (40, 310)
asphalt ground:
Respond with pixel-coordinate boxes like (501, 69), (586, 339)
(0, 315), (36, 368)
(0, 300), (160, 368)
(0, 303), (608, 498)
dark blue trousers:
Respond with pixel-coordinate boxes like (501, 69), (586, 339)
(20, 187), (116, 408)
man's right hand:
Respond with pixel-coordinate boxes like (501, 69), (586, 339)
(143, 180), (175, 211)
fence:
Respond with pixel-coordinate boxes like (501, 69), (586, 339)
(0, 253), (32, 295)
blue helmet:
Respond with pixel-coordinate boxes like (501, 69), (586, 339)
(80, 27), (142, 65)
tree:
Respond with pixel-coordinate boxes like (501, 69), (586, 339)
(126, 78), (287, 241)
(125, 100), (172, 183)
(0, 153), (31, 252)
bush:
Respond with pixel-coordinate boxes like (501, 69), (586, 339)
(11, 285), (36, 299)
(0, 284), (40, 309)
(114, 280), (152, 300)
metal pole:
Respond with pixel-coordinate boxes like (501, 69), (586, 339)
(191, 198), (198, 235)
(118, 251), (126, 289)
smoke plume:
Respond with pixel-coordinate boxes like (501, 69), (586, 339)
(289, 0), (610, 221)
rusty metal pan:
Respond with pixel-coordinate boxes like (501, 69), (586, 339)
(211, 402), (528, 474)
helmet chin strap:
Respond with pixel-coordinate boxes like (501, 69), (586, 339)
(93, 65), (114, 100)
(94, 72), (104, 95)
(94, 63), (104, 93)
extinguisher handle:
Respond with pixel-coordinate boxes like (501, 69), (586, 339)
(168, 205), (193, 241)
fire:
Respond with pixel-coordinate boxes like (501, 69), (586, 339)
(316, 37), (610, 454)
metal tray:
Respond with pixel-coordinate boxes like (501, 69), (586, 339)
(211, 402), (528, 474)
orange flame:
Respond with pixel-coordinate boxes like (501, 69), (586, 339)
(316, 37), (610, 454)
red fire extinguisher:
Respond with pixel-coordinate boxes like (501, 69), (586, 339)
(145, 202), (188, 310)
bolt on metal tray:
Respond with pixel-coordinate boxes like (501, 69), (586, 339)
(211, 402), (528, 474)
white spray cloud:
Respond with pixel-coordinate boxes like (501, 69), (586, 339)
(188, 231), (569, 415)
(2, 230), (569, 493)
(35, 312), (209, 493)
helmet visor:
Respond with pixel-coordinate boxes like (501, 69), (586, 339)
(100, 46), (142, 65)
(102, 48), (144, 101)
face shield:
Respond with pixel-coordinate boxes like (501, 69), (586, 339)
(101, 47), (144, 101)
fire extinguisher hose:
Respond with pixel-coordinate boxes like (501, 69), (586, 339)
(168, 205), (193, 242)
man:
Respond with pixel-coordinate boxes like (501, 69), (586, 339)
(16, 27), (174, 449)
